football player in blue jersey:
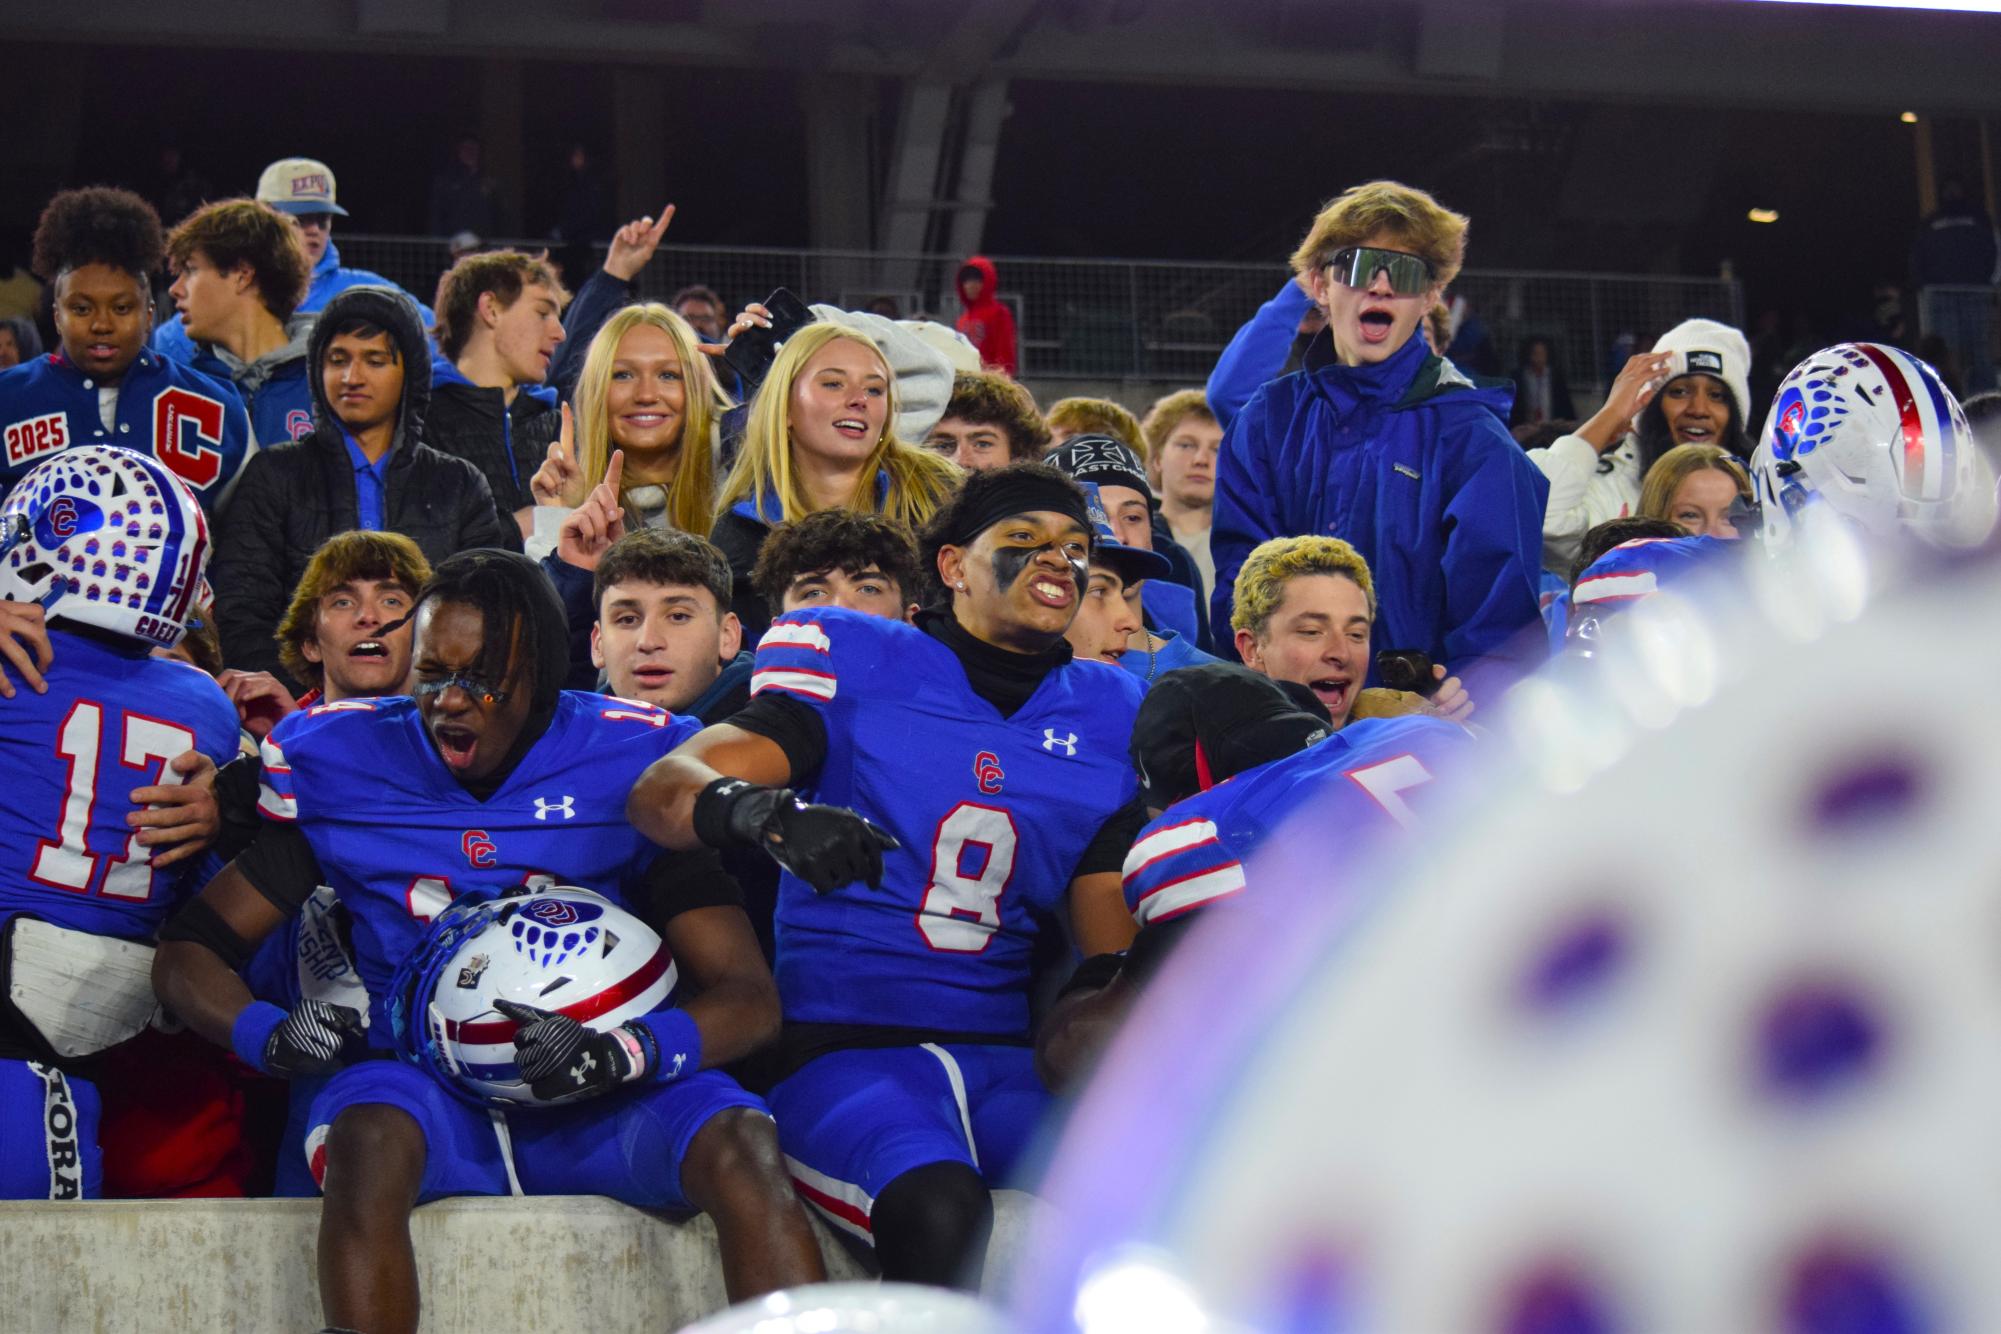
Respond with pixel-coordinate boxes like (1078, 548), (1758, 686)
(0, 188), (252, 514)
(629, 462), (1152, 1287)
(1039, 661), (1476, 1089)
(0, 445), (240, 1199)
(155, 549), (822, 1330)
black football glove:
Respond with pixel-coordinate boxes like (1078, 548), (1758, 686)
(263, 1000), (368, 1077)
(494, 1000), (645, 1104)
(695, 778), (900, 894)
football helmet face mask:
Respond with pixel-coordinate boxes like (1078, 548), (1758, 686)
(1752, 342), (1990, 551)
(389, 885), (677, 1107)
(0, 445), (211, 650)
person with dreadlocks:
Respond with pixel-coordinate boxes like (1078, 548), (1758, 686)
(629, 461), (1150, 1289)
(0, 187), (251, 513)
(154, 548), (823, 1331)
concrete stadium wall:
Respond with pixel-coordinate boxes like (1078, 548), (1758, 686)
(0, 1191), (1042, 1332)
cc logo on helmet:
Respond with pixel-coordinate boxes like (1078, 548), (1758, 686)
(47, 498), (80, 538)
(523, 899), (603, 926)
(1770, 387), (1808, 461)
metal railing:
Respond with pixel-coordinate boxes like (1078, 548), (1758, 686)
(337, 234), (1742, 400)
(1915, 283), (2000, 395)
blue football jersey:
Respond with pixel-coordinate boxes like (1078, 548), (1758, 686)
(0, 351), (254, 515)
(1123, 715), (1475, 927)
(0, 630), (238, 939)
(752, 608), (1145, 1036)
(257, 691), (699, 1034)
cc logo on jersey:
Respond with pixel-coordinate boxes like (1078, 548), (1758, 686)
(974, 751), (1004, 795)
(463, 830), (496, 868)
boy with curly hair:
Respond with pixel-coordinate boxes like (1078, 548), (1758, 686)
(0, 187), (251, 512)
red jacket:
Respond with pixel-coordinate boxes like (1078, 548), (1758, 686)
(954, 255), (1018, 375)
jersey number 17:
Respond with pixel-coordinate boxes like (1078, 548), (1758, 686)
(30, 701), (196, 901)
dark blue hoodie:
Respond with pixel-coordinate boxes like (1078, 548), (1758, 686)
(1210, 328), (1548, 684)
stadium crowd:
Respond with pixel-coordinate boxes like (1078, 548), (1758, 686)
(0, 157), (1996, 1333)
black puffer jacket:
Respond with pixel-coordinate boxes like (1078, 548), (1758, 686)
(213, 286), (509, 682)
(425, 356), (557, 535)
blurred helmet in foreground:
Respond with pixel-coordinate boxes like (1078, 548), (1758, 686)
(682, 1282), (1012, 1334)
(1017, 541), (2001, 1333)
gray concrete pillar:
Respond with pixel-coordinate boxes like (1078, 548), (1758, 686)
(877, 79), (955, 256)
(800, 75), (875, 252)
(944, 77), (1010, 265)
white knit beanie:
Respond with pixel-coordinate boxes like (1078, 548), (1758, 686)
(1651, 319), (1752, 423)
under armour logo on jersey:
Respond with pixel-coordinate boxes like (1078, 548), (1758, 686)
(1042, 729), (1079, 756)
(533, 796), (576, 822)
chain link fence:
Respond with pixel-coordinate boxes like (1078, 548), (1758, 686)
(339, 235), (1741, 402)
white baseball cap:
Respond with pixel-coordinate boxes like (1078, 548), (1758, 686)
(255, 157), (348, 217)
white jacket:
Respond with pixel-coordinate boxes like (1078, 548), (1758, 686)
(1529, 432), (1642, 577)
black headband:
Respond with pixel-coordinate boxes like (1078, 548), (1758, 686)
(944, 474), (1093, 549)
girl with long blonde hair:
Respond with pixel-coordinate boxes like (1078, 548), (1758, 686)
(530, 303), (730, 540)
(710, 323), (961, 637)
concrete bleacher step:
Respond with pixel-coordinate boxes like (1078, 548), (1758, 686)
(0, 1191), (1041, 1332)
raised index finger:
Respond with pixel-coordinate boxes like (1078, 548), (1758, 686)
(648, 204), (676, 242)
(603, 448), (624, 496)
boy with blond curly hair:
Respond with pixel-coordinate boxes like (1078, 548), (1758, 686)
(1208, 180), (1547, 690)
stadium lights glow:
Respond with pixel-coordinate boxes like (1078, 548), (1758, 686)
(1748, 208), (1781, 223)
(1748, 0), (2001, 11)
(1901, 111), (1920, 122)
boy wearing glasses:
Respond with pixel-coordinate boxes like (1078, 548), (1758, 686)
(1206, 179), (1548, 691)
(156, 550), (825, 1327)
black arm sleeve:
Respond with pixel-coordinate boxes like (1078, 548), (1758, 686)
(210, 753), (266, 863)
(723, 692), (829, 784)
(1072, 794), (1149, 880)
(157, 897), (256, 970)
(548, 270), (636, 401)
(627, 846), (746, 934)
(231, 822), (328, 917)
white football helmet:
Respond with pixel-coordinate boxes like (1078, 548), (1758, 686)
(1751, 342), (1993, 550)
(392, 885), (677, 1106)
(0, 444), (211, 650)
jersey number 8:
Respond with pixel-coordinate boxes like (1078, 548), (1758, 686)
(916, 803), (1019, 953)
